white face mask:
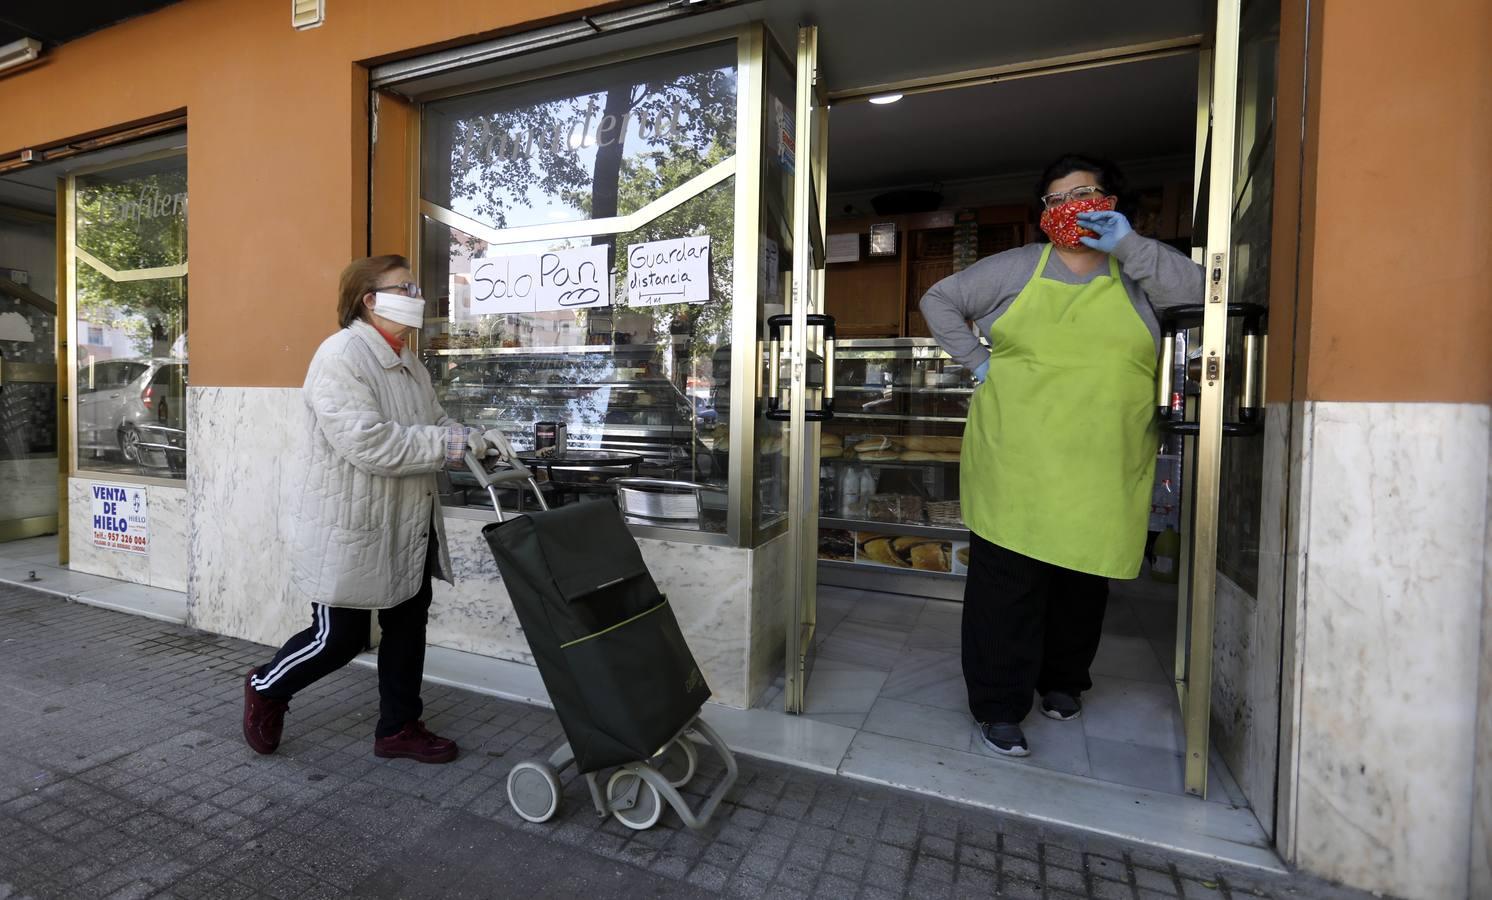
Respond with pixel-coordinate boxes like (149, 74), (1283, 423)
(371, 292), (425, 328)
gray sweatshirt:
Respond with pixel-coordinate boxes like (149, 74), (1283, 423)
(918, 232), (1205, 372)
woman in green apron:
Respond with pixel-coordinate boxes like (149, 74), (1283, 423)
(919, 155), (1202, 756)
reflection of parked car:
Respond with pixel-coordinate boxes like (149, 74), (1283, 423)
(76, 357), (187, 471)
(693, 392), (717, 426)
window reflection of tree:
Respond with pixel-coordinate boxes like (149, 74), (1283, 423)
(429, 47), (738, 484)
(75, 166), (188, 361)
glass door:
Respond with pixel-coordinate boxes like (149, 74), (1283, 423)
(1173, 0), (1253, 797)
(0, 205), (60, 543)
(780, 24), (832, 713)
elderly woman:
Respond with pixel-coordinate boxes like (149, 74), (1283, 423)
(920, 155), (1202, 757)
(242, 254), (504, 763)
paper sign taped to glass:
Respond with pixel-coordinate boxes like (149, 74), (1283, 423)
(469, 244), (610, 315)
(625, 236), (710, 307)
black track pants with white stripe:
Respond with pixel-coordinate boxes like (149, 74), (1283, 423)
(251, 534), (436, 738)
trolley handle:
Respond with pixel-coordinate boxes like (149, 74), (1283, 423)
(463, 449), (550, 519)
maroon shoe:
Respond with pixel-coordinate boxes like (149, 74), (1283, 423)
(374, 720), (459, 764)
(242, 667), (289, 755)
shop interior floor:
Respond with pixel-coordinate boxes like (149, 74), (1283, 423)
(754, 580), (1247, 805)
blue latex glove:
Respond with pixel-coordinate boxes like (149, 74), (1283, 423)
(1076, 210), (1133, 253)
(973, 359), (990, 384)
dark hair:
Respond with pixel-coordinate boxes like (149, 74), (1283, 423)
(1035, 154), (1127, 203)
(337, 254), (410, 329)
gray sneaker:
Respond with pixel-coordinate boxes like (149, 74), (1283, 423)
(1041, 691), (1083, 721)
(978, 722), (1030, 757)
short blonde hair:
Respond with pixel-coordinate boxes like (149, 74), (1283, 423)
(336, 255), (410, 329)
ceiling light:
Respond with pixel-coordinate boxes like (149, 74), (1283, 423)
(868, 93), (903, 106)
(0, 38), (42, 76)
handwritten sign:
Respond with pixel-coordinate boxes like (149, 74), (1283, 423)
(626, 236), (711, 307)
(469, 245), (610, 316)
(91, 482), (149, 554)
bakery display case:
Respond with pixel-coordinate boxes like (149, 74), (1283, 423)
(816, 337), (976, 600)
(424, 339), (730, 532)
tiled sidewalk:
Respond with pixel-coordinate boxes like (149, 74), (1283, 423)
(0, 585), (1372, 900)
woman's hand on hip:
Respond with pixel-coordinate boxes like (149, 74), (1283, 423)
(1076, 210), (1133, 254)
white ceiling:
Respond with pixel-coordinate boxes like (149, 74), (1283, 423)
(754, 0), (1208, 94)
(825, 51), (1200, 194)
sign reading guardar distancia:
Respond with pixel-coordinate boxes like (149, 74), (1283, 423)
(91, 482), (149, 554)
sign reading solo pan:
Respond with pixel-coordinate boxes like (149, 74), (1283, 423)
(470, 244), (610, 316)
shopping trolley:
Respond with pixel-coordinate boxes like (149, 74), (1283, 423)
(463, 449), (738, 831)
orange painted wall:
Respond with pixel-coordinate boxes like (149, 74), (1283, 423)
(4, 0), (1487, 400)
(0, 0), (611, 388)
(1301, 0), (1492, 403)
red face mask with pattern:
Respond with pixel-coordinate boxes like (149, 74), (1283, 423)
(1039, 195), (1118, 249)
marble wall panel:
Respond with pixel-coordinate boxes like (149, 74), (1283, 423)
(636, 538), (752, 709)
(748, 532), (789, 707)
(67, 477), (149, 585)
(1293, 401), (1489, 900)
(1276, 399), (1315, 861)
(186, 387), (308, 646)
(1471, 428), (1491, 899)
(0, 457), (57, 520)
(147, 484), (188, 592)
(66, 478), (186, 590)
(425, 517), (758, 709)
(424, 514), (529, 663)
(185, 386), (759, 706)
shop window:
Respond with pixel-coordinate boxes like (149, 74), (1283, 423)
(417, 41), (739, 531)
(69, 151), (188, 480)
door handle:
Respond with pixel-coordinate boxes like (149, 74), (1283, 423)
(1156, 302), (1266, 436)
(765, 313), (836, 422)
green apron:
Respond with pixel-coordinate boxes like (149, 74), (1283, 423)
(960, 245), (1158, 579)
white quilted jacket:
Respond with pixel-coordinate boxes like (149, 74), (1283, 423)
(286, 319), (457, 609)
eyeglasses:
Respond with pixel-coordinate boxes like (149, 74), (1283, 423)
(1040, 186), (1107, 209)
(374, 281), (423, 298)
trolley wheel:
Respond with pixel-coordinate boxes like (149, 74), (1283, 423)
(654, 737), (698, 788)
(606, 769), (663, 831)
(507, 761), (562, 824)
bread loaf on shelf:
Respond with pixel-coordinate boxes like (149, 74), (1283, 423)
(910, 543), (951, 572)
(900, 435), (963, 453)
(854, 435), (895, 452)
(861, 537), (910, 567)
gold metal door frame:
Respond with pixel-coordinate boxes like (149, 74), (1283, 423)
(783, 24), (828, 714)
(1178, 0), (1245, 798)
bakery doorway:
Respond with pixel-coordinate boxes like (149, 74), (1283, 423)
(754, 16), (1257, 809)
